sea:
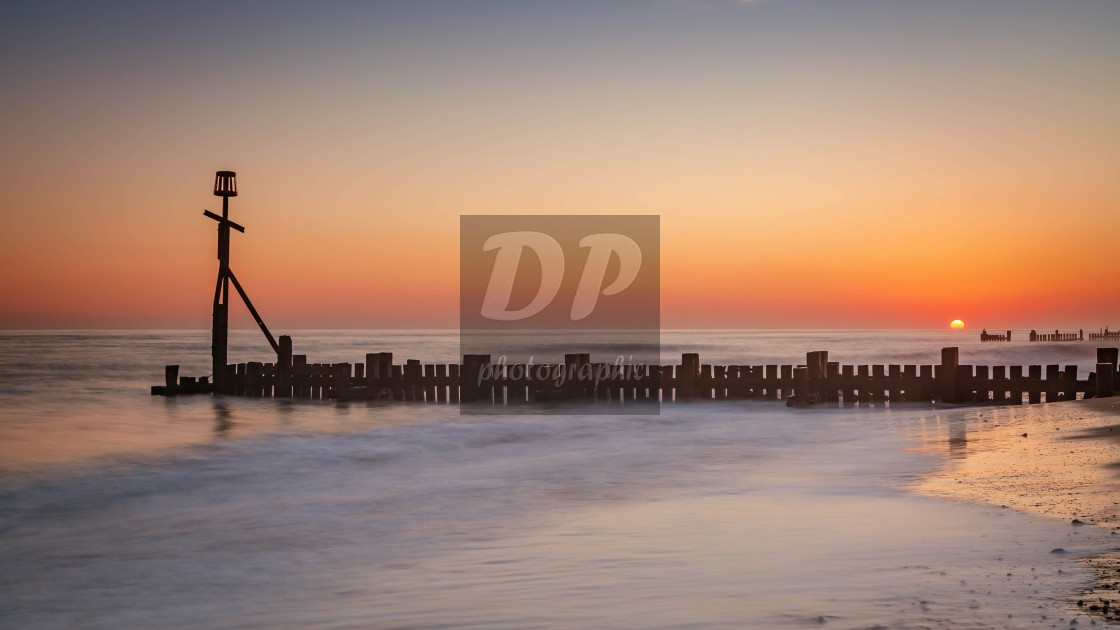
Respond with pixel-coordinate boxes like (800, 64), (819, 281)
(0, 330), (1114, 629)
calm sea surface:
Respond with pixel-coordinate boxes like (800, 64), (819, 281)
(0, 330), (1112, 628)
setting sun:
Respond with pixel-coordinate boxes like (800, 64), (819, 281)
(950, 319), (965, 329)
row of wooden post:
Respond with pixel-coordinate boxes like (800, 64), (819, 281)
(1030, 329), (1083, 342)
(154, 337), (1120, 406)
(981, 329), (1118, 342)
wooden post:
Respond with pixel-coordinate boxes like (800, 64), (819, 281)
(679, 353), (699, 399)
(449, 364), (461, 403)
(165, 365), (179, 388)
(763, 364), (777, 399)
(869, 364), (884, 402)
(992, 366), (1006, 402)
(1027, 365), (1042, 404)
(246, 361), (262, 397)
(887, 364), (901, 402)
(1045, 365), (1059, 403)
(332, 363), (352, 399)
(939, 347), (959, 403)
(423, 364), (437, 402)
(805, 352), (822, 401)
(1096, 363), (1114, 398)
(377, 352), (394, 383)
(902, 365), (917, 401)
(918, 365), (933, 401)
(563, 354), (582, 398)
(1009, 365), (1023, 404)
(461, 354), (490, 403)
(365, 353), (378, 388)
(700, 364), (713, 399)
(1097, 348), (1119, 371)
(276, 335), (292, 398)
(292, 355), (307, 398)
(400, 359), (418, 401)
(789, 366), (809, 407)
(857, 364), (871, 401)
(975, 365), (989, 402)
(956, 364), (973, 402)
(841, 364), (855, 403)
(1063, 365), (1078, 401)
(780, 364), (793, 399)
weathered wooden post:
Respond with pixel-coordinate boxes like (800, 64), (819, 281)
(1009, 365), (1023, 404)
(788, 366), (809, 407)
(1045, 365), (1060, 403)
(332, 363), (352, 399)
(277, 335), (292, 398)
(805, 352), (824, 401)
(1097, 348), (1119, 371)
(364, 353), (377, 383)
(993, 365), (1007, 402)
(461, 354), (490, 403)
(780, 364), (793, 399)
(678, 353), (699, 399)
(975, 365), (989, 401)
(292, 355), (307, 398)
(404, 359), (422, 401)
(1097, 348), (1118, 399)
(841, 364), (855, 402)
(852, 364), (867, 401)
(888, 364), (902, 401)
(1097, 364), (1115, 398)
(918, 364), (934, 401)
(1063, 365), (1078, 401)
(825, 362), (840, 402)
(1027, 365), (1042, 403)
(210, 172), (236, 391)
(165, 364), (179, 389)
(939, 347), (959, 403)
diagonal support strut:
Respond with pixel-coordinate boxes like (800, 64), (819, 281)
(227, 269), (280, 354)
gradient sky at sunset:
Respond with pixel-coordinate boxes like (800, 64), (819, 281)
(2, 0), (1117, 329)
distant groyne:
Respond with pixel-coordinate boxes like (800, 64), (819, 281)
(152, 340), (1120, 408)
(981, 328), (1120, 343)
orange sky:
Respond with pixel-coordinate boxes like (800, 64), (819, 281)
(1, 1), (1118, 330)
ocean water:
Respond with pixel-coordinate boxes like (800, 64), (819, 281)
(0, 330), (1113, 629)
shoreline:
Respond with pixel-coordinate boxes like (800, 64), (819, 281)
(913, 398), (1120, 624)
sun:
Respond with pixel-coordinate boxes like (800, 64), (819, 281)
(950, 319), (965, 329)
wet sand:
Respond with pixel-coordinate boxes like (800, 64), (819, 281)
(915, 398), (1120, 624)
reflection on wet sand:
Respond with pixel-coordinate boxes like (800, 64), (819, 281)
(213, 401), (233, 437)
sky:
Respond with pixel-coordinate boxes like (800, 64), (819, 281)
(1, 0), (1118, 330)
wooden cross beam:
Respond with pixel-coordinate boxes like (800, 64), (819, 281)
(203, 209), (246, 232)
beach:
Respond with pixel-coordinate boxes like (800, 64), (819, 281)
(2, 331), (1119, 628)
(916, 397), (1120, 625)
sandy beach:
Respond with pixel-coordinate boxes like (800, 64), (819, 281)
(916, 398), (1120, 624)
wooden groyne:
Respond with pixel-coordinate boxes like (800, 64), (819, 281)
(1030, 329), (1083, 342)
(157, 172), (1120, 409)
(152, 340), (1120, 407)
(980, 328), (1117, 342)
